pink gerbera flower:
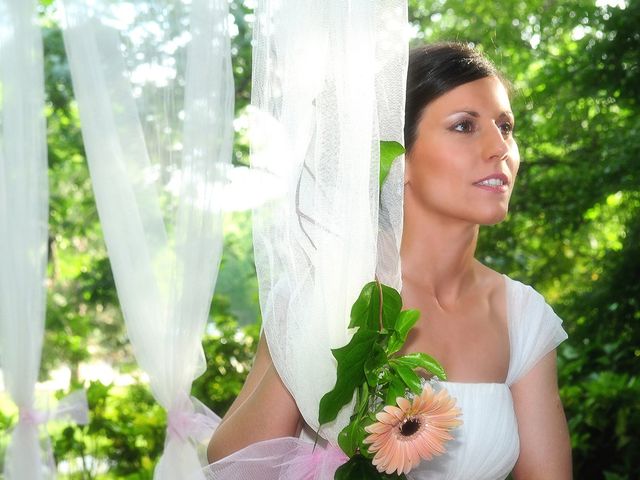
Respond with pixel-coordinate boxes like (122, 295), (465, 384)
(363, 383), (462, 475)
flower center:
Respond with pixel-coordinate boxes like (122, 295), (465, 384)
(399, 417), (421, 436)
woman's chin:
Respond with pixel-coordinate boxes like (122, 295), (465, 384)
(478, 208), (509, 226)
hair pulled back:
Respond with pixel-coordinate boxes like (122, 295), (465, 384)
(404, 42), (504, 153)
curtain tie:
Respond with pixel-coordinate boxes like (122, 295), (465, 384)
(167, 394), (220, 444)
(17, 389), (89, 429)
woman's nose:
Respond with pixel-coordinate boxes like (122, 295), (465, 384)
(483, 123), (509, 161)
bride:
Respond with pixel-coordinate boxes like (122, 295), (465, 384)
(206, 42), (572, 479)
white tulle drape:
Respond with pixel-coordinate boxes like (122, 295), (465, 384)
(61, 0), (233, 477)
(0, 0), (51, 477)
(251, 0), (408, 443)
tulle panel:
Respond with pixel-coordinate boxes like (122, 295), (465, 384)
(250, 0), (408, 445)
(0, 0), (50, 477)
(61, 1), (234, 477)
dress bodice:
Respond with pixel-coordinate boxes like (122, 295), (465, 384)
(408, 382), (518, 480)
(407, 275), (568, 479)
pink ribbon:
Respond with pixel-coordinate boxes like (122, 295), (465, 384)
(18, 406), (49, 427)
(17, 389), (89, 429)
(7, 390), (90, 478)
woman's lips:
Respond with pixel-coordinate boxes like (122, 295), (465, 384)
(472, 173), (510, 193)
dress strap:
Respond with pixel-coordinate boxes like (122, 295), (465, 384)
(504, 276), (568, 386)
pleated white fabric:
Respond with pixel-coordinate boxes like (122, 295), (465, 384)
(250, 0), (408, 445)
(408, 275), (567, 480)
(0, 0), (51, 478)
(505, 275), (568, 386)
(61, 1), (234, 478)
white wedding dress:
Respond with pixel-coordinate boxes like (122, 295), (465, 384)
(406, 274), (567, 480)
(203, 274), (567, 480)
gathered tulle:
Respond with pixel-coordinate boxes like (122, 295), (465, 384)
(61, 0), (234, 478)
(250, 0), (409, 445)
(202, 437), (347, 480)
(0, 0), (52, 477)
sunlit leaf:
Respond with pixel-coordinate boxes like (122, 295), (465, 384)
(349, 282), (402, 331)
(387, 309), (420, 355)
(380, 141), (405, 188)
(393, 364), (423, 395)
(392, 353), (446, 381)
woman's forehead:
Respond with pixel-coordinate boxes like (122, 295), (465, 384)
(424, 76), (512, 118)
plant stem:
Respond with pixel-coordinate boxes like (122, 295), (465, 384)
(375, 277), (383, 331)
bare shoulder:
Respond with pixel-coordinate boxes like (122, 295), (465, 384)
(473, 260), (508, 326)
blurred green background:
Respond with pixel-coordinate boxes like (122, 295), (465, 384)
(0, 0), (638, 478)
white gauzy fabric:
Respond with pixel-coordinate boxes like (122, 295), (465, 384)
(0, 0), (50, 478)
(61, 1), (234, 478)
(251, 0), (408, 444)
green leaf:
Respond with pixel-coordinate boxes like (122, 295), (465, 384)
(349, 282), (403, 331)
(350, 282), (377, 330)
(335, 454), (407, 480)
(393, 364), (423, 394)
(338, 417), (361, 457)
(364, 344), (387, 387)
(384, 375), (407, 406)
(319, 329), (379, 425)
(356, 382), (370, 417)
(386, 309), (420, 355)
(379, 141), (405, 188)
(392, 353), (447, 381)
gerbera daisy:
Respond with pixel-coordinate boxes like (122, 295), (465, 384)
(363, 383), (462, 475)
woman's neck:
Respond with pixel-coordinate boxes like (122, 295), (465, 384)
(400, 204), (479, 309)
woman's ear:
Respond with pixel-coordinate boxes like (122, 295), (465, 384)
(403, 154), (411, 186)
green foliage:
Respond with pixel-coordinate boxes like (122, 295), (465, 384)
(349, 281), (402, 331)
(335, 454), (407, 480)
(319, 281), (446, 470)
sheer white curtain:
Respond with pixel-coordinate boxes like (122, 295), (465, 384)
(0, 0), (51, 477)
(251, 0), (408, 443)
(61, 0), (234, 478)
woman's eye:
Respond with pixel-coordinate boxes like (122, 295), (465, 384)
(450, 120), (475, 133)
(499, 122), (514, 136)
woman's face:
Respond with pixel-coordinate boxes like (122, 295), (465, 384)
(405, 76), (520, 226)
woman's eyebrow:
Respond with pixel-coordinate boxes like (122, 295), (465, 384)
(447, 110), (480, 117)
(446, 110), (514, 119)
